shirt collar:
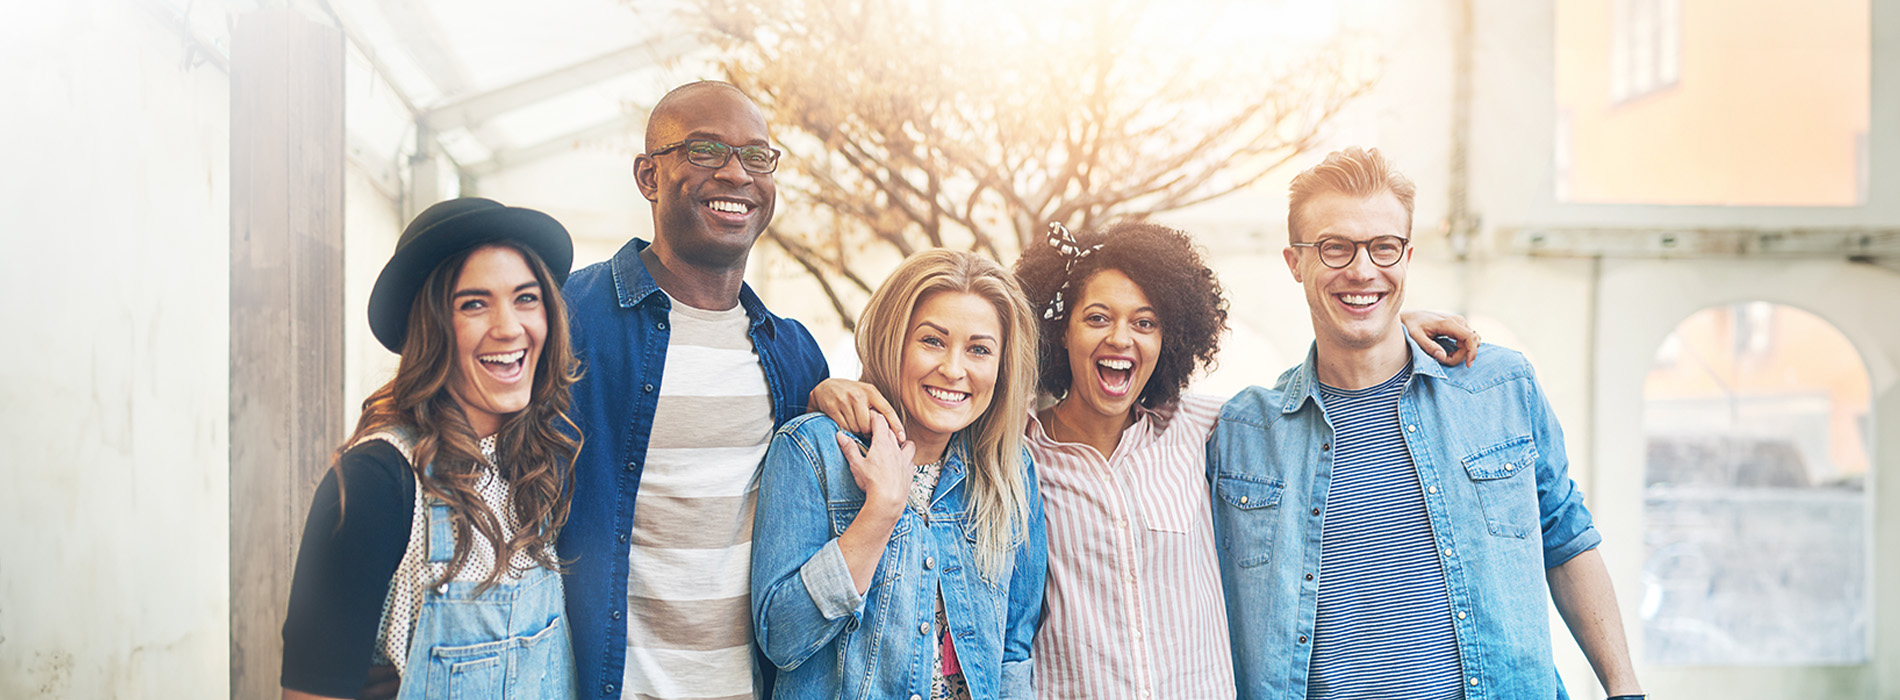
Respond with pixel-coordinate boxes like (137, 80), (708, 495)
(1279, 331), (1446, 415)
(607, 237), (778, 337)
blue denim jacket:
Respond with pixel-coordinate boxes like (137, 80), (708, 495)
(558, 237), (830, 700)
(752, 414), (1048, 700)
(1206, 336), (1601, 700)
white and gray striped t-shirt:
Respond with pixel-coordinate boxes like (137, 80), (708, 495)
(622, 299), (772, 700)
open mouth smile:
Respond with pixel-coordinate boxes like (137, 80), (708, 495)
(477, 348), (529, 381)
(1094, 357), (1136, 397)
(924, 386), (970, 406)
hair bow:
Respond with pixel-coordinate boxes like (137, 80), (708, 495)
(1042, 222), (1102, 321)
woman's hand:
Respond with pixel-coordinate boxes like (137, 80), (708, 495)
(1401, 309), (1482, 367)
(810, 378), (906, 442)
(835, 413), (915, 594)
(837, 413), (914, 514)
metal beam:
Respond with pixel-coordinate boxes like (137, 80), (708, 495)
(463, 108), (651, 178)
(1507, 226), (1900, 260)
(421, 34), (697, 132)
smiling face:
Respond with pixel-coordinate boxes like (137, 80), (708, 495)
(635, 85), (777, 268)
(1062, 269), (1162, 420)
(897, 290), (1003, 458)
(1283, 191), (1413, 353)
(446, 245), (548, 438)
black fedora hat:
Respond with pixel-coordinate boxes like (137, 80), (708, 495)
(368, 197), (574, 353)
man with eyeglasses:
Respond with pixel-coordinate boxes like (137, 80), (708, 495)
(558, 80), (829, 700)
(1207, 147), (1645, 700)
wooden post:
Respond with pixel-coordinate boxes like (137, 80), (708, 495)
(229, 11), (345, 700)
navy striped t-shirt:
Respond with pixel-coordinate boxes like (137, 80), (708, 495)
(1309, 366), (1463, 699)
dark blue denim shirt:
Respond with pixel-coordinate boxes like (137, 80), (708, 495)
(557, 237), (830, 700)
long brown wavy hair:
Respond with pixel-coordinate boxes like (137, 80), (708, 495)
(338, 240), (581, 592)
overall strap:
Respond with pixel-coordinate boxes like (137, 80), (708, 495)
(354, 426), (457, 564)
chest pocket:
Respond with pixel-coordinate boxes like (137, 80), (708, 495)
(1461, 436), (1539, 539)
(1213, 474), (1285, 568)
(829, 504), (912, 593)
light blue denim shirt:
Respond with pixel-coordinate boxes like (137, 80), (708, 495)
(1207, 336), (1601, 700)
(753, 414), (1049, 700)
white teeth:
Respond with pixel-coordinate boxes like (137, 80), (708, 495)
(1341, 294), (1380, 306)
(479, 349), (526, 364)
(707, 200), (749, 214)
(1098, 358), (1133, 371)
(925, 387), (967, 402)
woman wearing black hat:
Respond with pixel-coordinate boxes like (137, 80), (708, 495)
(281, 198), (582, 700)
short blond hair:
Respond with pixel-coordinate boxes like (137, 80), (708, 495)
(1287, 146), (1417, 243)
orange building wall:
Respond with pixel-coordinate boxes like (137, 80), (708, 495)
(1555, 0), (1869, 205)
(1644, 304), (1871, 476)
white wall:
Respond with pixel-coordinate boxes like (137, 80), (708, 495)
(0, 1), (234, 696)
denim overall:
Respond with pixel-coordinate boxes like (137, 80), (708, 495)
(375, 428), (578, 700)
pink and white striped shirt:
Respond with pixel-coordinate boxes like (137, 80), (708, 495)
(1026, 393), (1235, 700)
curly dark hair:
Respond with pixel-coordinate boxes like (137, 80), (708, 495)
(1013, 220), (1229, 409)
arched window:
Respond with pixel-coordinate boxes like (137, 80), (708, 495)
(1641, 302), (1871, 664)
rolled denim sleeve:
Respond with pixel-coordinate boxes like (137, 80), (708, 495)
(1527, 369), (1603, 568)
(752, 422), (865, 671)
(999, 450), (1049, 700)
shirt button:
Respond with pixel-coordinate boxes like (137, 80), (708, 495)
(1457, 611), (1467, 620)
(1321, 443), (1330, 451)
(656, 320), (668, 331)
(910, 695), (922, 700)
(1504, 463), (1515, 471)
(1305, 573), (1314, 581)
(617, 533), (629, 544)
(1311, 507), (1321, 516)
(1469, 677), (1479, 686)
(1118, 519), (1129, 528)
(1408, 424), (1417, 432)
(610, 610), (622, 620)
(1239, 496), (1249, 505)
(924, 556), (935, 570)
(919, 622), (930, 635)
(642, 383), (655, 392)
(1298, 635), (1308, 644)
(1428, 485), (1438, 494)
(1444, 547), (1454, 557)
(435, 584), (448, 595)
(604, 683), (617, 695)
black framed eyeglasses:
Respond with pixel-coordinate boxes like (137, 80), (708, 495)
(648, 139), (782, 174)
(1291, 235), (1410, 268)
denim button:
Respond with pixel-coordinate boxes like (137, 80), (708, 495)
(610, 610), (622, 620)
(617, 533), (629, 544)
(643, 383), (655, 392)
(1305, 573), (1314, 581)
(919, 622), (930, 635)
(1311, 507), (1320, 516)
(604, 683), (617, 695)
(657, 321), (668, 331)
(924, 556), (935, 570)
(1321, 443), (1330, 451)
(625, 462), (637, 472)
(1298, 635), (1308, 643)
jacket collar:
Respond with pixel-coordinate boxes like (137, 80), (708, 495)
(1279, 332), (1448, 415)
(607, 237), (779, 337)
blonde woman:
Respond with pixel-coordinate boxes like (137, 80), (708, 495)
(752, 250), (1048, 700)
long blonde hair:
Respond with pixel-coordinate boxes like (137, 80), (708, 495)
(855, 249), (1039, 580)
